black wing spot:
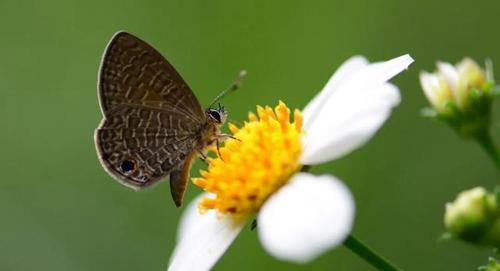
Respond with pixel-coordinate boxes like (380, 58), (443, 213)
(120, 160), (136, 173)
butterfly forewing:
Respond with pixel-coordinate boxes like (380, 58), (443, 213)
(98, 31), (204, 121)
(95, 32), (206, 193)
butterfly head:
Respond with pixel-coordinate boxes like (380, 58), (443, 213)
(206, 104), (227, 125)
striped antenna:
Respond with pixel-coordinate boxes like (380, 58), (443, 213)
(209, 70), (247, 108)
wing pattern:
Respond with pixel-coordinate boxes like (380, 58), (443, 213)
(95, 32), (206, 191)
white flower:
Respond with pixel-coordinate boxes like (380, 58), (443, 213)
(167, 54), (414, 271)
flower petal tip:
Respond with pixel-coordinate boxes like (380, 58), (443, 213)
(393, 54), (414, 70)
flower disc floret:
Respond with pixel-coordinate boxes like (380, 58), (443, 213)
(193, 101), (303, 218)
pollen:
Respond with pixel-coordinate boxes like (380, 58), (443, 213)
(193, 101), (303, 219)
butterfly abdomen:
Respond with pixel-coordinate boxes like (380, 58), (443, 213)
(169, 151), (198, 207)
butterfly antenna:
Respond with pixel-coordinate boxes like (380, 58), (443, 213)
(209, 70), (247, 108)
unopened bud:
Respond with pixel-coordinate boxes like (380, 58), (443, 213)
(420, 58), (495, 138)
(444, 187), (500, 247)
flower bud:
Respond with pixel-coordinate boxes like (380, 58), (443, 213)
(420, 58), (495, 138)
(444, 187), (500, 247)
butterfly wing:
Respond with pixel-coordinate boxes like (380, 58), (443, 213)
(95, 32), (205, 199)
(97, 31), (205, 121)
(95, 105), (199, 189)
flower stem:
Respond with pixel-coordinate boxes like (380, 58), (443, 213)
(343, 234), (402, 271)
(475, 129), (500, 170)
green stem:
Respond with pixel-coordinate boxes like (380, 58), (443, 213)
(476, 130), (500, 170)
(343, 234), (402, 271)
(301, 165), (402, 270)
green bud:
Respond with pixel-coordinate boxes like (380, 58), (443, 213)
(444, 187), (500, 247)
(419, 58), (494, 139)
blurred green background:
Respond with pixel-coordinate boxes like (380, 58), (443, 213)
(0, 0), (498, 270)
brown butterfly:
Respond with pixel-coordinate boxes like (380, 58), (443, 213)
(94, 31), (244, 207)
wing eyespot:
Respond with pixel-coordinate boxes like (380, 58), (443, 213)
(120, 159), (136, 174)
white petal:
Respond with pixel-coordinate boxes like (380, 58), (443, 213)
(419, 71), (440, 107)
(168, 194), (245, 271)
(174, 193), (212, 243)
(301, 55), (413, 164)
(303, 54), (412, 128)
(436, 61), (459, 97)
(257, 173), (355, 263)
(303, 56), (369, 129)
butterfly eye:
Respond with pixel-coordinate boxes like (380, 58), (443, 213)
(208, 110), (222, 123)
(120, 160), (136, 173)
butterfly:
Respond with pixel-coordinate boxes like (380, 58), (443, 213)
(94, 31), (244, 207)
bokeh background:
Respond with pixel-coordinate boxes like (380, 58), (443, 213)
(1, 0), (498, 270)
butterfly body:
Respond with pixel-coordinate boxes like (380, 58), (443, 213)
(94, 31), (227, 207)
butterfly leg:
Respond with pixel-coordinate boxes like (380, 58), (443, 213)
(216, 139), (224, 162)
(197, 150), (209, 164)
(217, 133), (241, 141)
(213, 134), (240, 162)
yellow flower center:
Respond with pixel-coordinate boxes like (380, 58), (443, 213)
(193, 101), (303, 219)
